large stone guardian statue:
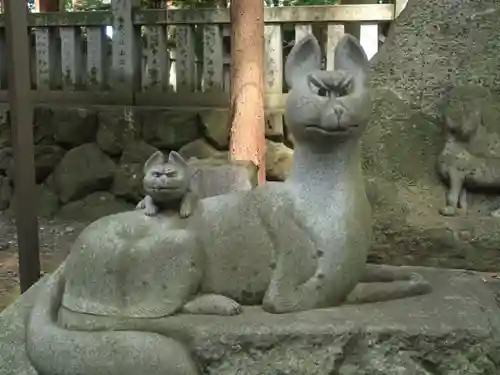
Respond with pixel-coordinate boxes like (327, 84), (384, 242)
(25, 34), (431, 375)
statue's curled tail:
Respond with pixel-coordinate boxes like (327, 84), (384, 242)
(25, 264), (200, 375)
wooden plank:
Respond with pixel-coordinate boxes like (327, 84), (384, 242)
(395, 0), (407, 18)
(222, 24), (230, 93)
(175, 25), (196, 92)
(0, 11), (112, 27)
(110, 0), (140, 92)
(326, 24), (344, 71)
(295, 24), (312, 42)
(60, 26), (83, 89)
(142, 25), (169, 92)
(202, 24), (224, 92)
(34, 27), (58, 90)
(4, 0), (40, 292)
(359, 23), (378, 60)
(0, 28), (6, 89)
(0, 89), (132, 105)
(86, 26), (106, 89)
(133, 4), (395, 25)
(264, 24), (283, 137)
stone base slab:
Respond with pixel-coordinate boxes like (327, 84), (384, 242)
(2, 266), (500, 374)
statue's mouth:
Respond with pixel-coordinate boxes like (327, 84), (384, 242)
(305, 125), (358, 134)
(151, 187), (179, 192)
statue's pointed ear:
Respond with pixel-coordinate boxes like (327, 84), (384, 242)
(143, 151), (164, 173)
(285, 34), (322, 89)
(168, 151), (188, 169)
(334, 34), (369, 87)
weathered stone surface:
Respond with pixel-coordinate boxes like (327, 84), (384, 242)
(265, 140), (292, 181)
(3, 267), (500, 375)
(188, 158), (257, 198)
(58, 192), (133, 222)
(0, 106), (10, 148)
(33, 107), (55, 145)
(0, 145), (66, 183)
(363, 0), (500, 269)
(179, 139), (227, 160)
(97, 108), (142, 156)
(141, 110), (200, 149)
(0, 175), (12, 210)
(52, 108), (98, 148)
(7, 184), (60, 218)
(198, 109), (230, 149)
(112, 141), (159, 202)
(53, 143), (116, 203)
(371, 0), (500, 117)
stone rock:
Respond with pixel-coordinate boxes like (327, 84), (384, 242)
(265, 140), (293, 181)
(188, 158), (257, 198)
(52, 108), (98, 148)
(112, 163), (144, 202)
(53, 143), (116, 203)
(7, 184), (60, 218)
(120, 140), (160, 164)
(178, 139), (227, 161)
(57, 192), (134, 222)
(361, 0), (500, 271)
(34, 145), (66, 183)
(141, 110), (200, 149)
(0, 145), (66, 183)
(3, 267), (500, 374)
(371, 0), (500, 117)
(112, 141), (159, 202)
(97, 108), (142, 156)
(0, 106), (10, 148)
(0, 175), (12, 210)
(198, 109), (229, 149)
(33, 107), (55, 145)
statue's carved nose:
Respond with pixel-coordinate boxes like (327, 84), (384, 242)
(333, 106), (344, 119)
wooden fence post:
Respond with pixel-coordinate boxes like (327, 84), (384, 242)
(4, 0), (41, 292)
(111, 0), (140, 104)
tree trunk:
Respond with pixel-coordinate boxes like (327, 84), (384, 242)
(228, 0), (266, 184)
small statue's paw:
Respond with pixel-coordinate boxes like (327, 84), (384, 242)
(439, 205), (458, 217)
(136, 199), (146, 210)
(182, 294), (243, 316)
(491, 208), (500, 218)
(144, 205), (158, 216)
(179, 204), (193, 218)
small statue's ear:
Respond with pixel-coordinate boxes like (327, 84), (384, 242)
(143, 151), (164, 173)
(168, 151), (188, 169)
(334, 34), (369, 87)
(285, 34), (322, 89)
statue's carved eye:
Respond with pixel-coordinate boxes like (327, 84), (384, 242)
(317, 88), (328, 97)
(166, 170), (177, 177)
(152, 172), (161, 178)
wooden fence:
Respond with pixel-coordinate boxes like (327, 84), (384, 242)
(0, 2), (402, 109)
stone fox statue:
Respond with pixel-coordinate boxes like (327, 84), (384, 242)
(26, 34), (431, 375)
(136, 150), (198, 218)
(437, 110), (500, 217)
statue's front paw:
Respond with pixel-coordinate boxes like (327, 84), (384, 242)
(439, 205), (458, 217)
(144, 205), (158, 216)
(182, 294), (243, 316)
(491, 208), (500, 218)
(136, 199), (146, 210)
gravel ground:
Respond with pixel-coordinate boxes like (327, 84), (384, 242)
(0, 212), (89, 311)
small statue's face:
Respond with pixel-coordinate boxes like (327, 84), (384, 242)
(284, 34), (371, 147)
(142, 151), (190, 202)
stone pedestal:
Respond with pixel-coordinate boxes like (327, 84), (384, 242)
(2, 266), (500, 375)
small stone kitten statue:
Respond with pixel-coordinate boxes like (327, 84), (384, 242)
(437, 110), (500, 217)
(136, 150), (198, 218)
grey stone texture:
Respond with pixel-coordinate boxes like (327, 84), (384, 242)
(2, 267), (500, 374)
(361, 0), (500, 270)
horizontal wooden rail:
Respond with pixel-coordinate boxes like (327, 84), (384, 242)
(0, 4), (395, 28)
